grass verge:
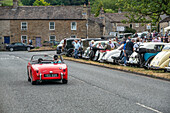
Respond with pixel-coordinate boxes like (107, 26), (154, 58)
(63, 56), (170, 81)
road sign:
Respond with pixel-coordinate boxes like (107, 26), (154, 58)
(146, 24), (151, 29)
(116, 26), (125, 31)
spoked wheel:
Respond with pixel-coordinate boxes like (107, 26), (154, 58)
(27, 47), (30, 51)
(62, 79), (68, 84)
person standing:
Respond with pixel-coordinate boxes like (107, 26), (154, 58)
(165, 32), (169, 43)
(109, 40), (115, 50)
(134, 32), (138, 38)
(124, 39), (135, 65)
(73, 40), (80, 59)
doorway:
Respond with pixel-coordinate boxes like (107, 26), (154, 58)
(36, 37), (41, 47)
(4, 36), (10, 44)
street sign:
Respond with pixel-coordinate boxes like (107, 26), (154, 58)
(116, 26), (125, 31)
(146, 24), (151, 29)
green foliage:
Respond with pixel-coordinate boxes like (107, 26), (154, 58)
(1, 0), (23, 6)
(33, 0), (50, 6)
(124, 26), (136, 34)
(117, 0), (170, 23)
(94, 1), (103, 17)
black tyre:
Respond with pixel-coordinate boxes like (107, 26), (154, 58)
(62, 79), (68, 84)
(10, 48), (13, 52)
(27, 69), (31, 82)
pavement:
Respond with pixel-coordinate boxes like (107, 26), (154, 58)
(0, 51), (170, 113)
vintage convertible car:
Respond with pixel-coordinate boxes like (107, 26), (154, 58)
(149, 44), (170, 70)
(27, 54), (68, 85)
(126, 42), (169, 68)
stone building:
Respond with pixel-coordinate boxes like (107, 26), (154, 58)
(97, 8), (149, 36)
(0, 0), (102, 47)
(159, 16), (170, 34)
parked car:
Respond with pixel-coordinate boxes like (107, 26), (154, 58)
(82, 40), (108, 60)
(165, 56), (170, 72)
(149, 44), (170, 70)
(127, 42), (169, 68)
(100, 44), (124, 63)
(27, 54), (68, 85)
(56, 38), (80, 55)
(43, 41), (59, 47)
(6, 42), (34, 51)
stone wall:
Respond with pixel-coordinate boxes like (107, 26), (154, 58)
(160, 22), (168, 33)
(88, 19), (102, 38)
(114, 23), (147, 33)
(10, 20), (87, 46)
(0, 20), (11, 41)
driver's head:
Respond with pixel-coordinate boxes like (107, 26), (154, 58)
(54, 55), (58, 60)
(38, 58), (43, 63)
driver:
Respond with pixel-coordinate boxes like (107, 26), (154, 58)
(52, 55), (61, 63)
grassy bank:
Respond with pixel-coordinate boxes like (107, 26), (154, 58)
(63, 56), (170, 81)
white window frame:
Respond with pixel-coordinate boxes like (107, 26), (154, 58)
(71, 22), (77, 30)
(49, 35), (56, 42)
(21, 35), (27, 44)
(135, 23), (139, 27)
(49, 22), (55, 30)
(21, 22), (27, 30)
(70, 35), (77, 38)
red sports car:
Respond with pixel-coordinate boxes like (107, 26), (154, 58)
(27, 54), (68, 85)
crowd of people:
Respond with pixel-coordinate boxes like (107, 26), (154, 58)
(71, 31), (169, 67)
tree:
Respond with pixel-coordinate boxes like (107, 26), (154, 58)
(117, 0), (170, 23)
(1, 0), (23, 6)
(33, 0), (50, 6)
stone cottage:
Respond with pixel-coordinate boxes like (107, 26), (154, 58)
(0, 0), (102, 47)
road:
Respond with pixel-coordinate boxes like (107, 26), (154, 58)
(0, 51), (170, 113)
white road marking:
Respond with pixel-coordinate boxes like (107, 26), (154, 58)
(136, 103), (162, 113)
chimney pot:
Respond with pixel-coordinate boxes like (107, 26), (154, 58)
(12, 0), (18, 10)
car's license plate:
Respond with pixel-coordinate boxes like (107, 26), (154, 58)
(169, 62), (170, 66)
(44, 74), (58, 77)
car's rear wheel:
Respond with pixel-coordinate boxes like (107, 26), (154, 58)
(62, 79), (68, 84)
(27, 47), (30, 51)
(27, 69), (31, 82)
(10, 48), (13, 52)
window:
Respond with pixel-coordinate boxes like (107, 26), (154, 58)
(49, 22), (55, 30)
(71, 22), (77, 30)
(70, 35), (76, 38)
(135, 23), (139, 27)
(21, 35), (27, 44)
(49, 35), (56, 42)
(130, 24), (133, 28)
(21, 22), (27, 30)
(169, 21), (170, 26)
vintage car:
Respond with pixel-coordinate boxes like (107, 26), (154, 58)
(56, 38), (80, 55)
(149, 44), (170, 70)
(82, 40), (109, 60)
(100, 44), (124, 63)
(126, 42), (169, 68)
(6, 42), (34, 51)
(27, 54), (68, 85)
(165, 57), (170, 72)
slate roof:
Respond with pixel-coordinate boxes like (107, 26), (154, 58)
(0, 6), (86, 20)
(105, 13), (128, 23)
(159, 16), (170, 23)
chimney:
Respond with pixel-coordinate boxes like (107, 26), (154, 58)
(12, 0), (18, 10)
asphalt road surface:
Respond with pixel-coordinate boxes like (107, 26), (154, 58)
(0, 51), (170, 113)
